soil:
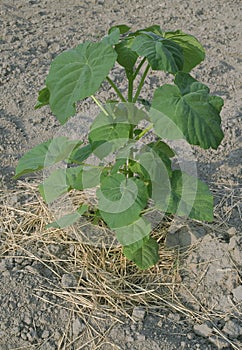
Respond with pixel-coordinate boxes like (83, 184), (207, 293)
(0, 0), (241, 349)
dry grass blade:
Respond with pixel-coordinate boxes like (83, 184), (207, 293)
(1, 181), (241, 350)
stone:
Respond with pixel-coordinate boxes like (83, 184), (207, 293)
(223, 319), (242, 338)
(227, 227), (237, 237)
(61, 273), (77, 288)
(208, 335), (230, 349)
(72, 317), (84, 337)
(132, 307), (146, 322)
(232, 285), (242, 302)
(136, 334), (146, 342)
(193, 323), (213, 338)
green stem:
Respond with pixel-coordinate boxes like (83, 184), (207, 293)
(106, 76), (126, 102)
(128, 78), (134, 102)
(133, 57), (146, 80)
(133, 63), (150, 103)
(135, 123), (153, 140)
(91, 95), (109, 116)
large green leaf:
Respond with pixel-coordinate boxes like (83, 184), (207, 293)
(46, 204), (89, 229)
(123, 236), (159, 270)
(166, 170), (214, 221)
(131, 32), (183, 73)
(115, 217), (151, 245)
(46, 42), (117, 124)
(164, 30), (205, 72)
(97, 173), (148, 228)
(151, 72), (224, 149)
(15, 137), (82, 178)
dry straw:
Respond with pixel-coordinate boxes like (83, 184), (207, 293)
(0, 181), (240, 350)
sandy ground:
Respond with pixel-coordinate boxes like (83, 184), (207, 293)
(0, 0), (242, 349)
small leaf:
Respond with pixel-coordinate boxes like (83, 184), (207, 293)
(46, 41), (117, 124)
(15, 137), (82, 178)
(115, 37), (138, 74)
(97, 173), (148, 228)
(46, 204), (88, 228)
(166, 170), (214, 221)
(102, 27), (120, 46)
(131, 32), (183, 73)
(114, 102), (148, 124)
(88, 105), (133, 159)
(39, 168), (70, 204)
(66, 165), (102, 190)
(151, 72), (224, 149)
(35, 87), (50, 109)
(164, 30), (205, 72)
(108, 24), (131, 35)
(123, 236), (159, 270)
(115, 217), (151, 246)
(136, 151), (171, 207)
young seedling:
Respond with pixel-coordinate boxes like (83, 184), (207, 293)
(15, 24), (224, 270)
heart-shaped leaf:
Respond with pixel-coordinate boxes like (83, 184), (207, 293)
(151, 72), (224, 149)
(97, 173), (148, 228)
(123, 236), (159, 270)
(165, 170), (214, 221)
(15, 137), (82, 178)
(131, 32), (183, 73)
(46, 42), (117, 123)
(115, 217), (151, 245)
(164, 30), (205, 72)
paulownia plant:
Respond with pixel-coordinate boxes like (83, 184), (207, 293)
(15, 24), (224, 270)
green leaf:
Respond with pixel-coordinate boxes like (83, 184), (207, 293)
(46, 42), (117, 124)
(108, 24), (131, 35)
(123, 236), (159, 270)
(88, 105), (133, 159)
(115, 217), (151, 246)
(151, 72), (224, 149)
(15, 137), (82, 178)
(68, 144), (93, 164)
(39, 168), (70, 204)
(115, 37), (138, 74)
(67, 165), (102, 190)
(102, 27), (120, 46)
(164, 30), (205, 72)
(34, 87), (50, 109)
(166, 170), (214, 221)
(97, 173), (148, 228)
(131, 32), (183, 73)
(136, 25), (163, 36)
(136, 151), (171, 208)
(46, 204), (88, 228)
(113, 102), (148, 124)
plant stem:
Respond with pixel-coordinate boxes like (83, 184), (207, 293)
(135, 123), (153, 140)
(133, 57), (146, 80)
(133, 63), (150, 103)
(106, 76), (126, 102)
(91, 95), (109, 116)
(128, 77), (134, 102)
